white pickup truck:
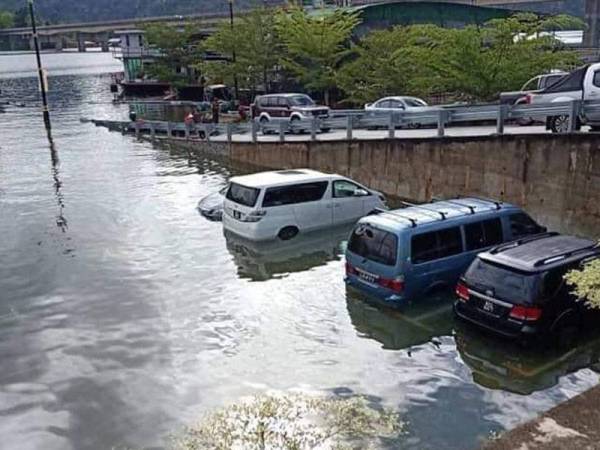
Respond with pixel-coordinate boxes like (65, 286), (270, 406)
(526, 63), (600, 132)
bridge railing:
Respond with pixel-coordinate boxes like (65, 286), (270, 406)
(88, 98), (597, 142)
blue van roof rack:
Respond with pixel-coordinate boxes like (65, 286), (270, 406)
(434, 198), (476, 214)
(459, 196), (502, 210)
(489, 232), (559, 254)
(378, 209), (418, 228)
(401, 201), (448, 220)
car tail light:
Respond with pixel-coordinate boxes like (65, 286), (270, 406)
(456, 282), (470, 302)
(241, 210), (266, 223)
(379, 276), (404, 293)
(345, 262), (357, 276)
(509, 305), (542, 321)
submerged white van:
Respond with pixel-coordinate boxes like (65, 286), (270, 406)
(222, 169), (386, 241)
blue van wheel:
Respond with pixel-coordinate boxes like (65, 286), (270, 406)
(278, 226), (299, 241)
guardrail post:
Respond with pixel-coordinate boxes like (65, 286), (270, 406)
(346, 116), (353, 140)
(496, 104), (508, 135)
(311, 117), (317, 141)
(437, 110), (446, 137)
(569, 99), (581, 133)
(226, 123), (233, 144)
(206, 124), (212, 142)
(251, 120), (258, 143)
(388, 113), (395, 139)
(166, 122), (172, 138)
(279, 121), (286, 142)
(149, 122), (156, 140)
(185, 123), (191, 140)
(134, 121), (140, 138)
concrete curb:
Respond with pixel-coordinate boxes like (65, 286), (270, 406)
(483, 384), (600, 450)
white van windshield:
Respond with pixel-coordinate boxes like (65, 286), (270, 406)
(348, 225), (398, 266)
(226, 183), (260, 207)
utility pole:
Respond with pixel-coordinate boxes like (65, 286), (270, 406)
(28, 0), (51, 129)
(228, 0), (239, 100)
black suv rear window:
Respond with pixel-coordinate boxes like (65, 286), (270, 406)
(226, 183), (260, 207)
(348, 225), (398, 266)
(465, 258), (539, 304)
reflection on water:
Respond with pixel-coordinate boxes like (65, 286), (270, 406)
(0, 53), (599, 450)
(224, 225), (352, 281)
(455, 324), (600, 395)
(346, 289), (455, 351)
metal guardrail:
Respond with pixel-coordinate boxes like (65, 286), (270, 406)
(88, 98), (599, 142)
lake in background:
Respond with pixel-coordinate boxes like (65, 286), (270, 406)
(1, 51), (599, 450)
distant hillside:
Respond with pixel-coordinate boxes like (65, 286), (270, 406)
(0, 0), (285, 24)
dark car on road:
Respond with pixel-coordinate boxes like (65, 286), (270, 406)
(454, 233), (600, 346)
(251, 93), (330, 129)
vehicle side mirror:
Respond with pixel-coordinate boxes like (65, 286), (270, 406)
(355, 188), (370, 196)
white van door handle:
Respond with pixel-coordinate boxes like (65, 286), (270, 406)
(333, 203), (341, 208)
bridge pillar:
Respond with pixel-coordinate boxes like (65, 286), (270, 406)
(76, 32), (86, 52)
(584, 0), (600, 48)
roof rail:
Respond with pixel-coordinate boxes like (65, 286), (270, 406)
(533, 246), (598, 267)
(459, 195), (502, 210)
(401, 201), (447, 220)
(489, 232), (560, 254)
(433, 198), (476, 214)
(379, 210), (418, 228)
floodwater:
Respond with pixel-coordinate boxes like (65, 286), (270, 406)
(1, 52), (599, 450)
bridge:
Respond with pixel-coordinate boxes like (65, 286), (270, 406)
(1, 0), (599, 52)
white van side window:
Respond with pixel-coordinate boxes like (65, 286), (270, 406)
(333, 180), (369, 198)
(262, 182), (328, 207)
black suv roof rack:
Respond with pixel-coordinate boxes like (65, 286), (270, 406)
(374, 208), (418, 228)
(533, 246), (599, 267)
(401, 201), (447, 220)
(433, 197), (476, 214)
(458, 195), (502, 210)
(489, 232), (560, 254)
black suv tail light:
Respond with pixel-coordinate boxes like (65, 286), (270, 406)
(509, 305), (542, 321)
(456, 282), (470, 302)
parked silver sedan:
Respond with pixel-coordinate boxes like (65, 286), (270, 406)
(364, 96), (432, 128)
(197, 186), (227, 221)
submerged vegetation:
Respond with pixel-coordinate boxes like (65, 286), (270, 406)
(172, 393), (405, 450)
(566, 259), (600, 310)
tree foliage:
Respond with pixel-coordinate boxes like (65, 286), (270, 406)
(143, 22), (204, 87)
(202, 7), (281, 95)
(339, 13), (582, 103)
(276, 7), (361, 104)
(0, 10), (14, 29)
(565, 259), (600, 310)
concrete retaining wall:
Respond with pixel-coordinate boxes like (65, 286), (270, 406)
(185, 134), (600, 238)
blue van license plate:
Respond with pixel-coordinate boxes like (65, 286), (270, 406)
(357, 270), (378, 284)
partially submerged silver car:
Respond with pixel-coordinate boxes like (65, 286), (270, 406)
(197, 187), (227, 221)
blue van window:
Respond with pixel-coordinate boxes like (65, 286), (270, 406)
(348, 226), (397, 266)
(465, 218), (503, 251)
(509, 213), (544, 238)
(412, 227), (463, 264)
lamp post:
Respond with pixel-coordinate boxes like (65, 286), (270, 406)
(228, 0), (239, 100)
(28, 0), (51, 129)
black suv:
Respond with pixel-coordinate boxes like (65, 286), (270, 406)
(454, 233), (599, 345)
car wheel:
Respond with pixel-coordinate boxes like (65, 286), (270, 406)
(550, 115), (577, 133)
(517, 117), (534, 126)
(259, 116), (270, 134)
(278, 226), (299, 241)
(290, 116), (302, 134)
(556, 324), (578, 350)
(320, 127), (331, 133)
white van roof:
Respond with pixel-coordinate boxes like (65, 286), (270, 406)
(230, 169), (334, 188)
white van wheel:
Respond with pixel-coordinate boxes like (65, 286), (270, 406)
(278, 226), (299, 241)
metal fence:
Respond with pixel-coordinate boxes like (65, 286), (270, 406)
(89, 99), (600, 142)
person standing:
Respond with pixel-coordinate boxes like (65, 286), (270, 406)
(211, 97), (220, 124)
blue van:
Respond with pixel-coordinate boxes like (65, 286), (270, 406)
(344, 198), (546, 305)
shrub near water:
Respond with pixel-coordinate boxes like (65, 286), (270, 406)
(173, 394), (405, 450)
(565, 259), (600, 310)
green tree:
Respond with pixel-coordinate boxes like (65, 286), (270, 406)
(338, 13), (582, 104)
(0, 10), (14, 29)
(202, 6), (280, 95)
(143, 22), (204, 88)
(276, 6), (361, 104)
(565, 259), (600, 310)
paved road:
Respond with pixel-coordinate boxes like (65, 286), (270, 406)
(210, 124), (580, 143)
